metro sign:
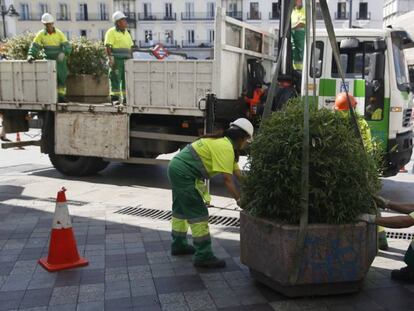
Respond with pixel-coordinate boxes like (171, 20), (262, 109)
(152, 43), (170, 60)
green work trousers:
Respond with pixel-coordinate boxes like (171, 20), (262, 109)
(405, 243), (414, 271)
(109, 57), (127, 100)
(291, 28), (305, 70)
(46, 55), (68, 101)
(167, 148), (214, 262)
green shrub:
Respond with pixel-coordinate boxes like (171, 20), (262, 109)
(68, 37), (108, 77)
(3, 32), (42, 60)
(241, 98), (381, 224)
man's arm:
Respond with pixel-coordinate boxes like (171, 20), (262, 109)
(376, 215), (414, 229)
(387, 202), (414, 215)
(222, 173), (240, 201)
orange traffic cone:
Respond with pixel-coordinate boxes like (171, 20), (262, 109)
(400, 166), (408, 173)
(39, 187), (88, 272)
(14, 132), (25, 150)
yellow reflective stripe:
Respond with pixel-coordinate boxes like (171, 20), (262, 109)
(57, 87), (66, 95)
(110, 91), (122, 96)
(377, 226), (385, 233)
(189, 221), (209, 238)
(172, 217), (189, 233)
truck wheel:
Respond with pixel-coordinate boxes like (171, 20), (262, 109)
(49, 153), (108, 176)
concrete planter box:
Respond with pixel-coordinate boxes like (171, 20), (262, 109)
(240, 211), (377, 297)
(66, 74), (109, 103)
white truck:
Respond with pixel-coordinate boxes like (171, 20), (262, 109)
(0, 9), (276, 176)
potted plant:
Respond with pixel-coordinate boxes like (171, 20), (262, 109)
(66, 37), (109, 103)
(240, 99), (381, 297)
(3, 32), (41, 60)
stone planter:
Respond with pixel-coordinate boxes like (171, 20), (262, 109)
(240, 211), (377, 297)
(66, 74), (110, 103)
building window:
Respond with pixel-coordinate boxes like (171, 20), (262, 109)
(122, 2), (130, 13)
(63, 31), (70, 40)
(187, 30), (195, 44)
(185, 2), (194, 19)
(165, 3), (173, 18)
(336, 2), (347, 19)
(165, 30), (174, 44)
(143, 3), (152, 18)
(79, 3), (88, 20)
(100, 29), (105, 41)
(99, 3), (107, 20)
(39, 3), (48, 14)
(80, 30), (87, 37)
(249, 2), (260, 20)
(271, 1), (280, 19)
(207, 2), (215, 18)
(145, 30), (152, 43)
(315, 2), (323, 20)
(20, 4), (30, 20)
(208, 29), (215, 43)
(358, 2), (368, 19)
(58, 4), (69, 20)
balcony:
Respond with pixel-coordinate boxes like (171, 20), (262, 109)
(137, 13), (177, 21)
(247, 12), (261, 20)
(226, 11), (243, 20)
(181, 12), (214, 21)
(356, 11), (371, 20)
(335, 12), (350, 20)
(76, 13), (109, 21)
(181, 40), (213, 48)
(19, 12), (42, 21)
(269, 11), (280, 20)
(125, 12), (136, 27)
(139, 40), (179, 48)
(56, 13), (71, 21)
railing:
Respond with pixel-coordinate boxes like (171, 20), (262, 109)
(269, 11), (280, 20)
(76, 13), (109, 21)
(181, 40), (213, 48)
(356, 11), (371, 20)
(139, 40), (179, 48)
(137, 13), (177, 21)
(181, 12), (214, 20)
(335, 12), (350, 20)
(19, 12), (43, 21)
(247, 12), (261, 20)
(125, 12), (136, 27)
(56, 13), (71, 21)
(226, 11), (243, 20)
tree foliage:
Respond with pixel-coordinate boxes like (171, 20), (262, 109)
(241, 98), (381, 224)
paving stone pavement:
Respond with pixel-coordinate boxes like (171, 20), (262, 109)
(1, 198), (414, 310)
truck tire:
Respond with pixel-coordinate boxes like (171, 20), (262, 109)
(49, 153), (109, 176)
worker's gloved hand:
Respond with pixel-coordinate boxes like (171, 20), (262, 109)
(373, 195), (390, 209)
(27, 55), (35, 63)
(357, 214), (376, 224)
(57, 52), (65, 62)
(108, 56), (115, 68)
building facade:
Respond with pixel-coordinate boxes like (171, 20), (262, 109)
(383, 0), (414, 26)
(3, 0), (113, 40)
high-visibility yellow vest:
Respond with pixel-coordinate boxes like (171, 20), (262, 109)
(291, 7), (306, 29)
(104, 27), (133, 59)
(28, 28), (71, 59)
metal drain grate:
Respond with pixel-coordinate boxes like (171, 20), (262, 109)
(386, 231), (414, 240)
(115, 206), (240, 227)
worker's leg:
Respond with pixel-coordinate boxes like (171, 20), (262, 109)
(188, 216), (214, 262)
(391, 242), (414, 282)
(171, 216), (195, 255)
(378, 225), (389, 251)
(291, 29), (305, 70)
(56, 57), (68, 102)
(109, 59), (122, 102)
(118, 58), (127, 104)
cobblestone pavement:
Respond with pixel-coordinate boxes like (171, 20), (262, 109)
(1, 193), (414, 311)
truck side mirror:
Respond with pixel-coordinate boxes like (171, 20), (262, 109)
(368, 52), (385, 83)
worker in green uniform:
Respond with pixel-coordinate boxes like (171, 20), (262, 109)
(168, 118), (254, 268)
(291, 0), (306, 70)
(335, 92), (389, 251)
(27, 13), (71, 103)
(104, 11), (134, 104)
(360, 196), (414, 282)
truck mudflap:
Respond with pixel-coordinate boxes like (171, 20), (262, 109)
(384, 131), (413, 176)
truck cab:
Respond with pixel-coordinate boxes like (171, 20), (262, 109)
(302, 28), (414, 175)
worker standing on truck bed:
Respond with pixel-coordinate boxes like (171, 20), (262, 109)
(360, 196), (414, 282)
(335, 92), (389, 251)
(291, 0), (306, 70)
(104, 11), (134, 105)
(27, 13), (72, 103)
(168, 118), (253, 268)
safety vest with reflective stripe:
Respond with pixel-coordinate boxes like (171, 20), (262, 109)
(28, 28), (71, 59)
(291, 6), (306, 29)
(104, 27), (133, 59)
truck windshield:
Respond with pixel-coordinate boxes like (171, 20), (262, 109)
(391, 32), (410, 91)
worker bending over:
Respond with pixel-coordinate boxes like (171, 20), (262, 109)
(168, 118), (253, 268)
(28, 13), (71, 103)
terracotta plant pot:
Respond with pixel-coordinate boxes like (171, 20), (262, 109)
(240, 211), (377, 297)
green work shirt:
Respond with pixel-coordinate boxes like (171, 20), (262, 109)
(28, 28), (71, 59)
(291, 7), (306, 29)
(104, 27), (133, 59)
(191, 137), (239, 177)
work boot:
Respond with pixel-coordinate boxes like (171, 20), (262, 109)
(391, 266), (414, 283)
(0, 136), (11, 142)
(111, 95), (119, 104)
(194, 256), (226, 268)
(171, 245), (195, 256)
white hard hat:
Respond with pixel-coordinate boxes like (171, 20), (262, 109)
(112, 11), (127, 23)
(230, 118), (254, 138)
(41, 13), (54, 24)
